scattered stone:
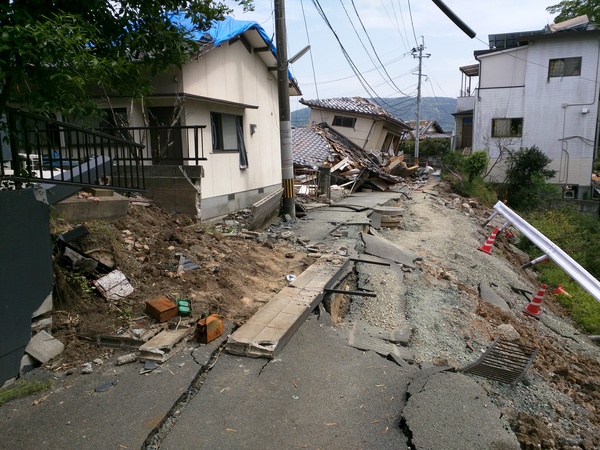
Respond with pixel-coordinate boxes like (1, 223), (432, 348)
(496, 324), (520, 341)
(95, 379), (119, 392)
(81, 362), (93, 374)
(93, 358), (104, 366)
(116, 353), (138, 366)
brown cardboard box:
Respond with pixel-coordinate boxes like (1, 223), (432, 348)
(146, 296), (178, 322)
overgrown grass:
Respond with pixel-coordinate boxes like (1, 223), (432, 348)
(518, 207), (600, 334)
(0, 379), (53, 406)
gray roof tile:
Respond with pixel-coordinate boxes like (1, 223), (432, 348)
(299, 97), (410, 129)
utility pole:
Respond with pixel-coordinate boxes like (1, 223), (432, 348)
(274, 0), (295, 218)
(412, 37), (430, 167)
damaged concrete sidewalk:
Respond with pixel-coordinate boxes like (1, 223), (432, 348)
(0, 187), (520, 450)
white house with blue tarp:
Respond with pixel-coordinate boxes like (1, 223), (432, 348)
(95, 16), (301, 221)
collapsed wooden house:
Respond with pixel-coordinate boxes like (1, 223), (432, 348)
(291, 123), (419, 195)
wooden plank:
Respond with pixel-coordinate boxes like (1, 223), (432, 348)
(330, 157), (349, 172)
(226, 261), (345, 358)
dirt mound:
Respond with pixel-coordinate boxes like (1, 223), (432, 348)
(50, 203), (306, 367)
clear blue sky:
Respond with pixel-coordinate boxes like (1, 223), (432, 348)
(230, 1), (558, 112)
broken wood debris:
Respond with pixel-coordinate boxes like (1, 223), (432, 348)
(292, 123), (411, 195)
(139, 328), (192, 363)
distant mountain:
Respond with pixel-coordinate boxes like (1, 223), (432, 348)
(291, 97), (457, 133)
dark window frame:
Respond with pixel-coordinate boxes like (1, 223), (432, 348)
(548, 57), (582, 78)
(210, 111), (248, 168)
(491, 118), (523, 138)
(332, 115), (356, 128)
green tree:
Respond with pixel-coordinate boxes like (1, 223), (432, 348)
(0, 0), (253, 118)
(547, 1), (600, 25)
(503, 146), (558, 209)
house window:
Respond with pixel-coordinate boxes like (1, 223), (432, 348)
(491, 118), (523, 137)
(548, 57), (582, 78)
(332, 116), (356, 128)
(210, 112), (248, 168)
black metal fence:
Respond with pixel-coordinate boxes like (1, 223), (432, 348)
(1, 108), (147, 190)
(1, 108), (209, 191)
(96, 125), (207, 166)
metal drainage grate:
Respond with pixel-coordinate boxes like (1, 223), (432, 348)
(461, 337), (538, 385)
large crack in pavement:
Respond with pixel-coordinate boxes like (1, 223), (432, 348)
(142, 340), (227, 450)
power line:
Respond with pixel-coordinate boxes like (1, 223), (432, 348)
(299, 0), (320, 100)
(310, 0), (401, 111)
(406, 0), (419, 47)
(350, 0), (412, 96)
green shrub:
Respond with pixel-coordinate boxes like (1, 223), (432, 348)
(502, 146), (559, 210)
(463, 151), (489, 182)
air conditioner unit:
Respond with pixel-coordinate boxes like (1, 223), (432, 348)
(562, 185), (577, 199)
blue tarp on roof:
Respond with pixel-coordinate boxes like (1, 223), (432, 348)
(171, 14), (275, 53)
(208, 16), (275, 51)
(169, 13), (296, 88)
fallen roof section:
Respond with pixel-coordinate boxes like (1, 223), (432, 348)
(292, 123), (417, 194)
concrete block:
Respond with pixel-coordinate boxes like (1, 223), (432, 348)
(25, 330), (65, 364)
(53, 192), (129, 222)
(84, 187), (114, 197)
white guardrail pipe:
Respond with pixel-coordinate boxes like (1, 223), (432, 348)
(493, 201), (600, 303)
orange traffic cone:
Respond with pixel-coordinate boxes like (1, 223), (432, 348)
(478, 227), (499, 254)
(554, 285), (571, 297)
(523, 284), (546, 318)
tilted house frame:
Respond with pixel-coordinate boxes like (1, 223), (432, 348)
(96, 17), (301, 220)
(299, 97), (412, 160)
(455, 16), (600, 200)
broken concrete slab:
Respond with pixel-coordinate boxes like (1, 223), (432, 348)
(403, 371), (520, 450)
(25, 330), (65, 364)
(479, 282), (512, 313)
(347, 328), (415, 362)
(361, 232), (419, 268)
(93, 270), (134, 301)
(139, 328), (192, 363)
(226, 261), (346, 358)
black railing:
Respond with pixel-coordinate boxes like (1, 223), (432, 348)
(96, 125), (207, 166)
(1, 108), (146, 190)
